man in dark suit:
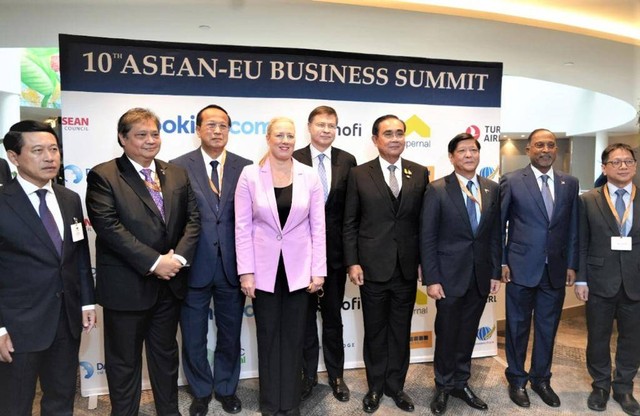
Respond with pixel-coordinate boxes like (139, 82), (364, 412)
(86, 108), (200, 416)
(500, 128), (579, 409)
(576, 143), (640, 416)
(294, 105), (357, 402)
(171, 104), (251, 415)
(0, 157), (12, 185)
(343, 114), (428, 413)
(0, 120), (96, 415)
(421, 133), (501, 414)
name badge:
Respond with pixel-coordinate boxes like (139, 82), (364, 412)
(71, 219), (84, 242)
(611, 236), (632, 251)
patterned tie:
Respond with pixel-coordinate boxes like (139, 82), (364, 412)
(540, 174), (554, 220)
(466, 181), (478, 234)
(318, 153), (329, 203)
(210, 160), (221, 211)
(615, 188), (627, 235)
(140, 168), (165, 221)
(35, 189), (62, 256)
(388, 165), (399, 198)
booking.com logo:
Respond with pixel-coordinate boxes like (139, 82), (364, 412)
(160, 115), (268, 136)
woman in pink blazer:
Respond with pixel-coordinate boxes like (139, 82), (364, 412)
(235, 117), (326, 416)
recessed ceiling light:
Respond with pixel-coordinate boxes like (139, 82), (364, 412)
(564, 61), (575, 66)
(199, 25), (211, 30)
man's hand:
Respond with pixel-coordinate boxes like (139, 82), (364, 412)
(427, 283), (446, 300)
(575, 285), (589, 302)
(154, 249), (183, 280)
(0, 333), (14, 363)
(83, 310), (97, 333)
(501, 265), (511, 283)
(566, 269), (577, 286)
(240, 273), (256, 299)
(347, 265), (364, 286)
(490, 279), (502, 294)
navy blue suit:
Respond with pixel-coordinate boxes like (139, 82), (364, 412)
(171, 149), (251, 399)
(500, 165), (579, 387)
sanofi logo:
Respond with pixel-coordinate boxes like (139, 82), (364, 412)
(160, 115), (268, 136)
(64, 164), (84, 184)
(79, 361), (94, 379)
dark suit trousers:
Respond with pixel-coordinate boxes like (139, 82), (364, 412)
(253, 257), (308, 414)
(103, 284), (181, 416)
(303, 264), (347, 380)
(0, 304), (79, 416)
(360, 264), (416, 395)
(586, 286), (640, 394)
(505, 266), (564, 387)
(180, 251), (245, 398)
(433, 283), (487, 391)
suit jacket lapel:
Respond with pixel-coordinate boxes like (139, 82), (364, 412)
(219, 153), (241, 215)
(156, 160), (172, 224)
(595, 186), (621, 235)
(5, 181), (60, 258)
(523, 165), (550, 221)
(190, 149), (218, 215)
(117, 155), (164, 222)
(629, 186), (640, 236)
(260, 159), (282, 232)
(476, 176), (496, 235)
(283, 162), (305, 233)
(368, 157), (395, 214)
(445, 172), (473, 233)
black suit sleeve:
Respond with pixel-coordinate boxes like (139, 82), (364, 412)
(420, 183), (442, 286)
(172, 175), (200, 264)
(342, 167), (360, 267)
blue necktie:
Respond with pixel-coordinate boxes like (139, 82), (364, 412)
(615, 188), (627, 235)
(210, 160), (220, 211)
(318, 154), (329, 203)
(466, 181), (478, 234)
(541, 174), (554, 220)
(36, 189), (62, 256)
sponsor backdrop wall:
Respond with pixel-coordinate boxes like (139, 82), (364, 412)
(59, 34), (503, 399)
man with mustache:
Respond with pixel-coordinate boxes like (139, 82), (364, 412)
(500, 128), (579, 409)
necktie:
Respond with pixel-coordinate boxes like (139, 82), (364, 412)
(615, 188), (627, 235)
(466, 181), (478, 234)
(540, 174), (554, 220)
(388, 165), (399, 198)
(140, 168), (165, 221)
(318, 154), (329, 203)
(210, 160), (221, 211)
(35, 189), (62, 256)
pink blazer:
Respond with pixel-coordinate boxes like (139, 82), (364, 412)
(235, 158), (327, 293)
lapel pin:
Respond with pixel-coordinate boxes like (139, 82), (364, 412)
(561, 180), (565, 185)
(484, 188), (489, 193)
(403, 167), (412, 179)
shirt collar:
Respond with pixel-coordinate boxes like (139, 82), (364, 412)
(310, 144), (331, 161)
(455, 172), (479, 189)
(16, 173), (54, 196)
(530, 165), (554, 182)
(607, 181), (633, 196)
(379, 156), (402, 173)
(201, 148), (227, 166)
(127, 156), (154, 175)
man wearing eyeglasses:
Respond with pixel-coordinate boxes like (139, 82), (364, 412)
(500, 128), (579, 409)
(343, 115), (429, 413)
(293, 106), (357, 403)
(171, 105), (251, 415)
(575, 143), (640, 416)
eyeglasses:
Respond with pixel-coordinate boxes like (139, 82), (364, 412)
(531, 142), (556, 150)
(202, 122), (229, 131)
(313, 122), (337, 131)
(604, 159), (637, 168)
(381, 131), (405, 139)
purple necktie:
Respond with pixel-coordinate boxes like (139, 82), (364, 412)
(140, 168), (165, 221)
(35, 189), (62, 256)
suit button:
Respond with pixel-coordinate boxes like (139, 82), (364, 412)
(56, 291), (63, 298)
(213, 242), (218, 246)
(276, 234), (282, 241)
(217, 220), (221, 225)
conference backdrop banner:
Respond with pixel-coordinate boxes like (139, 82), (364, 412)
(59, 34), (503, 398)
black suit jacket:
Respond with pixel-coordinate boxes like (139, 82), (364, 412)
(0, 158), (11, 186)
(293, 145), (357, 270)
(343, 157), (429, 282)
(420, 173), (501, 297)
(578, 186), (640, 300)
(0, 180), (94, 352)
(86, 155), (200, 311)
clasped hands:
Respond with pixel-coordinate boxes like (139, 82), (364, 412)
(154, 249), (184, 280)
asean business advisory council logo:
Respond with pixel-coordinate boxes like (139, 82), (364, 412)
(61, 116), (89, 132)
(404, 115), (431, 149)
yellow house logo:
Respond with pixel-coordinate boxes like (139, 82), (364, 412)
(405, 115), (431, 139)
(416, 286), (428, 305)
